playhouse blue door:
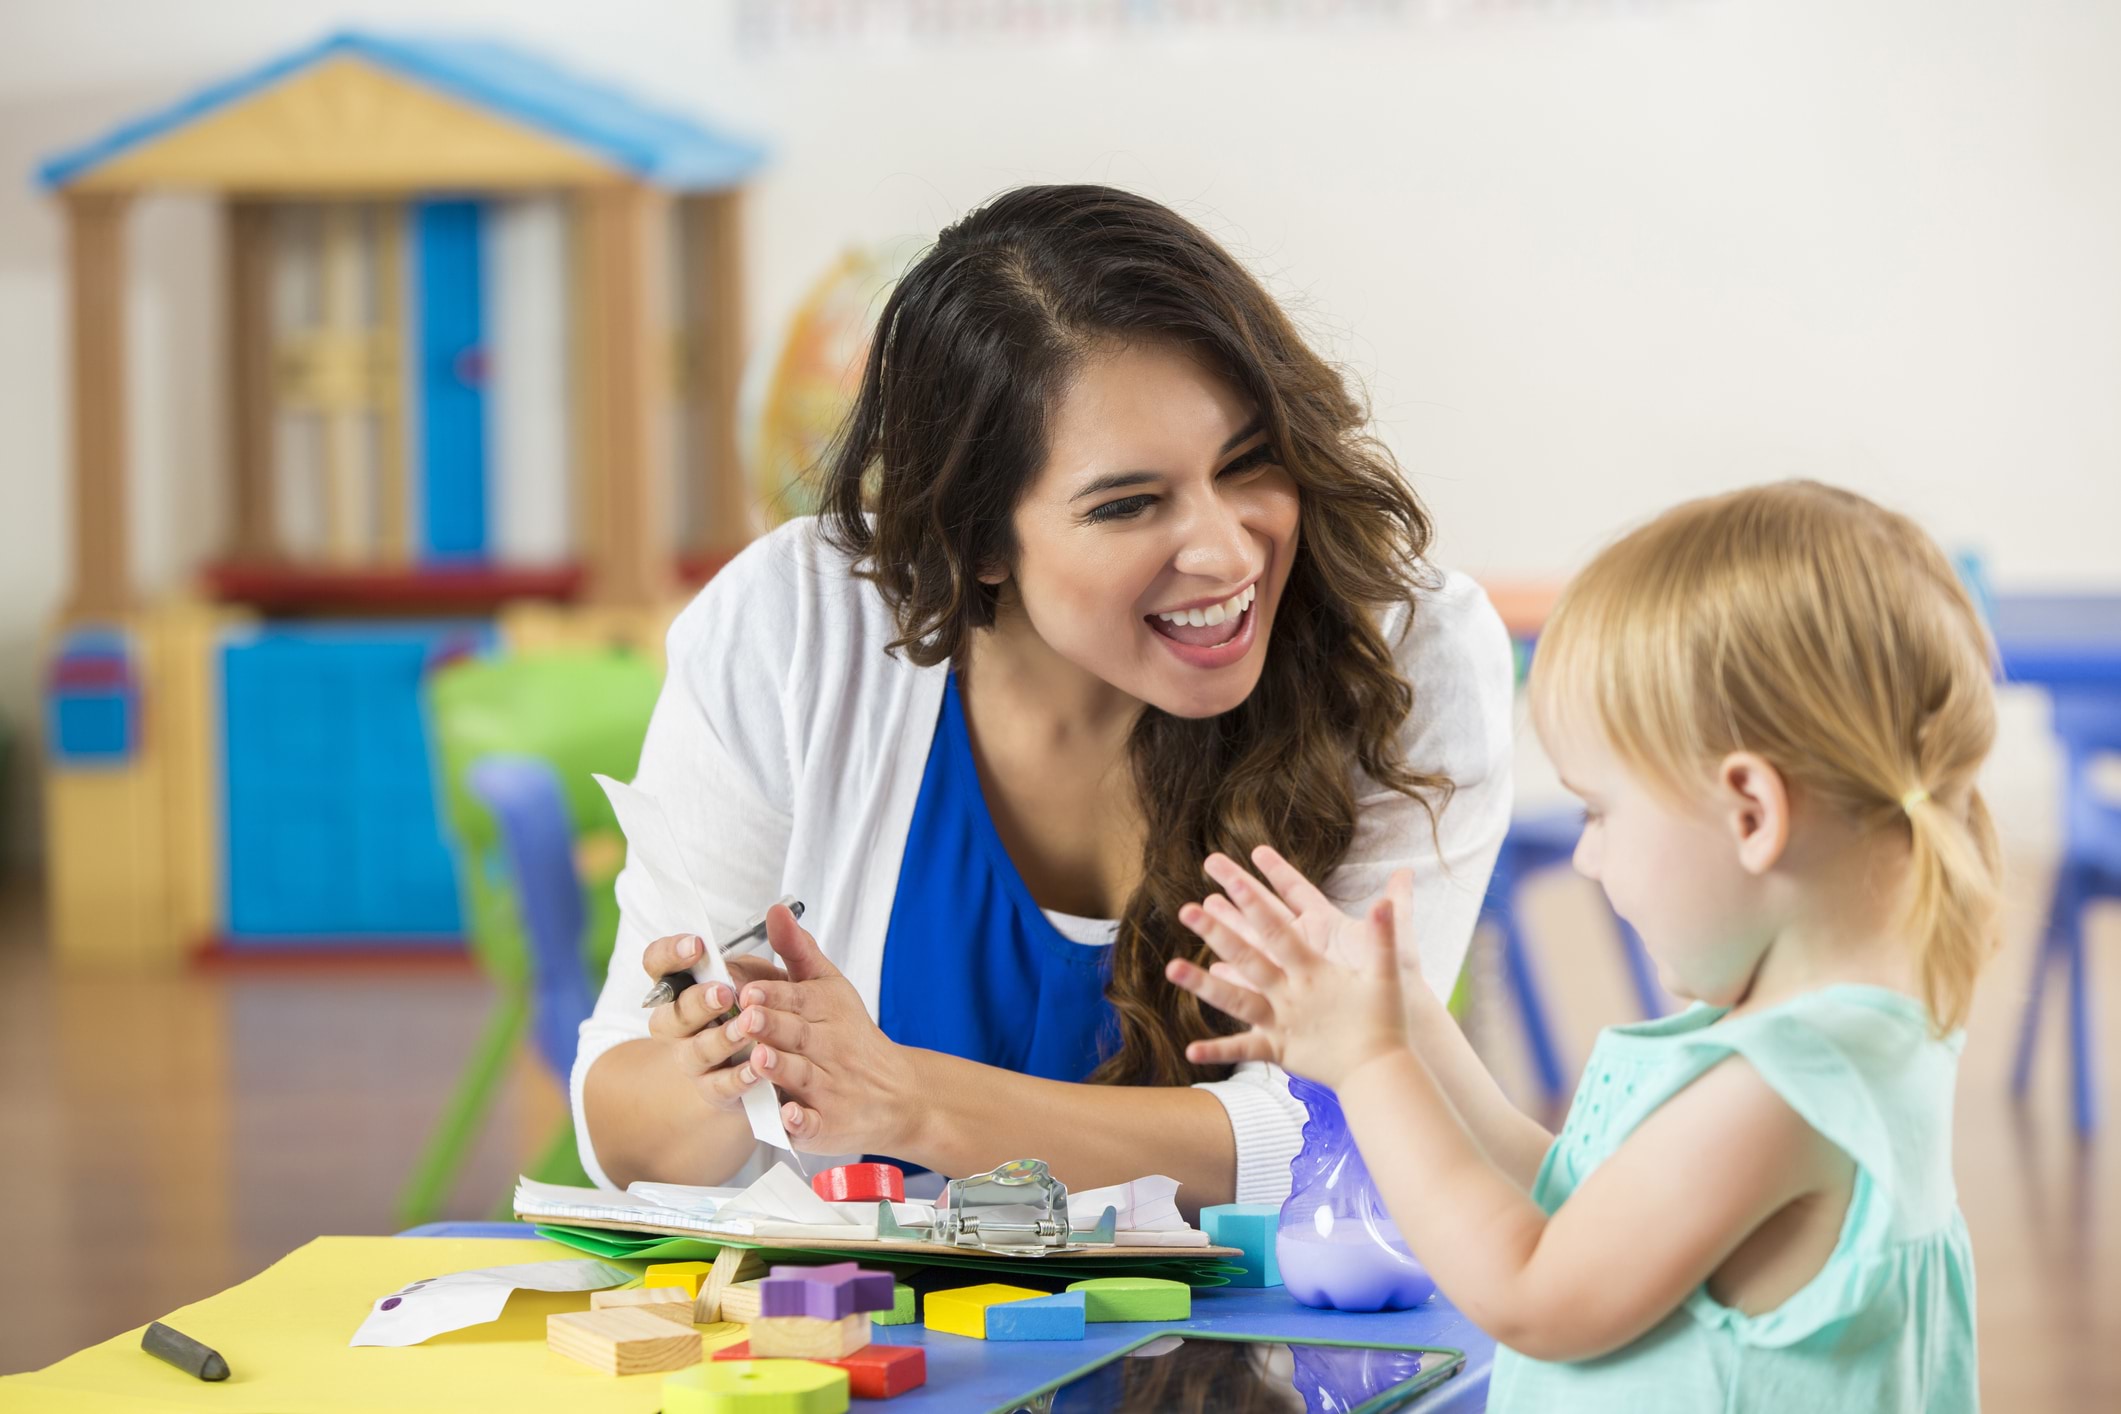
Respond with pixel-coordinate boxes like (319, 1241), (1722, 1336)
(416, 200), (488, 561)
(222, 623), (488, 944)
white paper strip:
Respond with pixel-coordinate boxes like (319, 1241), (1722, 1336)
(349, 1259), (633, 1347)
(593, 773), (799, 1158)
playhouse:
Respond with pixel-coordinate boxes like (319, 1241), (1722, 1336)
(38, 32), (767, 961)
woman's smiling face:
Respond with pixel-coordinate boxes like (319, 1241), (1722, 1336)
(993, 339), (1302, 720)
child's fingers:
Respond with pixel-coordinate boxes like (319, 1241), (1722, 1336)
(1165, 957), (1275, 1029)
(1182, 901), (1285, 995)
(1250, 845), (1339, 919)
(1203, 855), (1305, 964)
(1197, 897), (1293, 989)
(1207, 960), (1263, 993)
(1186, 1032), (1278, 1067)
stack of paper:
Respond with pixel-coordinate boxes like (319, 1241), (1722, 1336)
(515, 1165), (1207, 1247)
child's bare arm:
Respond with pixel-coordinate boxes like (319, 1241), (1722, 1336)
(1170, 845), (1843, 1363)
(1341, 1045), (1843, 1361)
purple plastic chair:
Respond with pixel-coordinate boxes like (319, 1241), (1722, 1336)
(1481, 808), (1666, 1106)
(465, 756), (598, 1086)
(2011, 689), (2121, 1136)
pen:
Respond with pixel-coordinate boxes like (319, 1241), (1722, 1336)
(639, 896), (804, 1008)
(142, 1321), (230, 1381)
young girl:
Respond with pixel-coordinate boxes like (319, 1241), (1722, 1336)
(1167, 480), (1998, 1411)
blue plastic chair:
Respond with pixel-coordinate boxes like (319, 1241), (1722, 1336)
(1482, 808), (1666, 1106)
(468, 756), (601, 1082)
(2010, 688), (2121, 1136)
(466, 756), (601, 1190)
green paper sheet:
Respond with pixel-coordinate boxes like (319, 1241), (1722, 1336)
(531, 1223), (1243, 1287)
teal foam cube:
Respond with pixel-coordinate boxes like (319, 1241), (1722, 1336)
(985, 1290), (1086, 1340)
(1201, 1202), (1282, 1287)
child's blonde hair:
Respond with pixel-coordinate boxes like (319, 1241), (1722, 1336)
(1529, 480), (2002, 1032)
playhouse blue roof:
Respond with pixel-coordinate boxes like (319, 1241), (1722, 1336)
(38, 30), (767, 191)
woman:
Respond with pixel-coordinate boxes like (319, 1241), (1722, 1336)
(573, 185), (1514, 1214)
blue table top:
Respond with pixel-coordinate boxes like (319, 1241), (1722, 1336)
(399, 1224), (1494, 1411)
(1992, 593), (2121, 686)
(865, 1283), (1496, 1414)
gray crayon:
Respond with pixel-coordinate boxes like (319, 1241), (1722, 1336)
(143, 1321), (230, 1381)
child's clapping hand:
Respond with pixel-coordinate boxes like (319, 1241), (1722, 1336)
(1166, 846), (1415, 1087)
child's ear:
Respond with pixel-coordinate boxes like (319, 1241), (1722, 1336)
(1716, 751), (1790, 876)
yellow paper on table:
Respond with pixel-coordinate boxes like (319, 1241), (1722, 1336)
(0, 1237), (747, 1414)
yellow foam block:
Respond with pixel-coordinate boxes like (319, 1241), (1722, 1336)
(644, 1261), (717, 1300)
(921, 1283), (1047, 1340)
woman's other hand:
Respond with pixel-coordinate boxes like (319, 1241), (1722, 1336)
(725, 904), (924, 1155)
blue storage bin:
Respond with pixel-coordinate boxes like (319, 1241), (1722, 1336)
(222, 621), (491, 942)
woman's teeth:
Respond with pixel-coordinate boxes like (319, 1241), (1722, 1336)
(1153, 583), (1255, 629)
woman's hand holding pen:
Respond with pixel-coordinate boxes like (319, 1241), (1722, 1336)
(643, 934), (787, 1112)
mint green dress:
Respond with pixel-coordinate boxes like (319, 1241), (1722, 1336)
(1487, 985), (1979, 1414)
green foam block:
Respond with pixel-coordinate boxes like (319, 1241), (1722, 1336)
(1064, 1276), (1191, 1323)
(870, 1283), (917, 1326)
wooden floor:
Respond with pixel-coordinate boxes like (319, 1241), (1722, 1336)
(1, 860), (2114, 1407)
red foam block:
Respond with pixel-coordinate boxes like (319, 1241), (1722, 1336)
(715, 1340), (926, 1399)
(811, 1161), (905, 1204)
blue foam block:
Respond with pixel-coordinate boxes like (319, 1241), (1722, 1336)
(1201, 1202), (1282, 1288)
(984, 1290), (1086, 1341)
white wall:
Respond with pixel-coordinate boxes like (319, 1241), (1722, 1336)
(2, 0), (2117, 867)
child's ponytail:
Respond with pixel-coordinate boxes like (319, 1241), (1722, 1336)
(1900, 784), (2003, 1035)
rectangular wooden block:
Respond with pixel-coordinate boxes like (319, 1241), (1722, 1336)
(716, 1339), (926, 1399)
(921, 1283), (1047, 1340)
(749, 1312), (871, 1360)
(1199, 1202), (1283, 1287)
(870, 1284), (917, 1326)
(643, 1260), (716, 1300)
(547, 1307), (702, 1375)
(985, 1290), (1086, 1341)
(590, 1286), (695, 1324)
(718, 1277), (765, 1324)
(1065, 1276), (1191, 1323)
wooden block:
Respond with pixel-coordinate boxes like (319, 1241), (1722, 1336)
(665, 1359), (850, 1414)
(645, 1260), (717, 1300)
(810, 1162), (905, 1203)
(699, 1246), (772, 1322)
(1065, 1276), (1191, 1323)
(719, 1278), (766, 1324)
(870, 1284), (917, 1326)
(590, 1285), (695, 1324)
(985, 1290), (1086, 1341)
(1199, 1202), (1283, 1288)
(749, 1313), (871, 1360)
(547, 1307), (702, 1375)
(716, 1341), (926, 1400)
(761, 1262), (896, 1319)
(921, 1283), (1046, 1340)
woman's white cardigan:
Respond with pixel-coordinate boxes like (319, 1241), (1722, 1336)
(573, 517), (1516, 1203)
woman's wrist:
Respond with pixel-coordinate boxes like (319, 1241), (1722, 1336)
(875, 1042), (941, 1162)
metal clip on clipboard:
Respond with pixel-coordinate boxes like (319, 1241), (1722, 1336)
(873, 1159), (1120, 1256)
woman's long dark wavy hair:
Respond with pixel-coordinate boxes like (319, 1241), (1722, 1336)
(821, 185), (1450, 1087)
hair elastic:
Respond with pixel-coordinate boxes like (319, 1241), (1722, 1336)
(1900, 787), (1931, 814)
